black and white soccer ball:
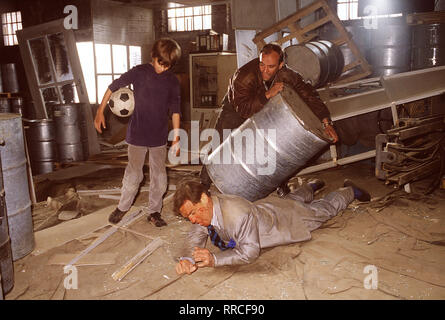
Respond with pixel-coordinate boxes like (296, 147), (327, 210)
(109, 88), (135, 117)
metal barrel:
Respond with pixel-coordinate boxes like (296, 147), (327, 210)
(0, 153), (14, 295)
(412, 23), (445, 70)
(206, 86), (330, 202)
(1, 63), (20, 93)
(0, 114), (34, 261)
(10, 97), (25, 118)
(285, 40), (344, 88)
(368, 18), (412, 77)
(0, 98), (11, 113)
(52, 103), (85, 163)
(24, 119), (57, 175)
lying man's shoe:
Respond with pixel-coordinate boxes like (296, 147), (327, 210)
(307, 178), (325, 192)
(277, 182), (291, 198)
(109, 208), (127, 224)
(148, 212), (167, 227)
(344, 179), (371, 202)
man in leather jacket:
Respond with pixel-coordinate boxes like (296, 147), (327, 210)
(200, 42), (338, 197)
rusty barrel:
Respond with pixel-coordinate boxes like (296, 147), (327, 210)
(1, 63), (19, 93)
(0, 151), (14, 295)
(0, 114), (34, 261)
(205, 86), (330, 201)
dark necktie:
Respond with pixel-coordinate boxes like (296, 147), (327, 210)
(207, 225), (236, 251)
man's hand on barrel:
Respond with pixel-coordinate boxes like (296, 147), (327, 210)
(322, 118), (338, 143)
(265, 82), (284, 99)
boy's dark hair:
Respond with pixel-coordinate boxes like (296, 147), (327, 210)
(260, 42), (285, 64)
(173, 179), (210, 215)
(151, 37), (182, 68)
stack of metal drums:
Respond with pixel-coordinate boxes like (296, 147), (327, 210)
(24, 119), (57, 175)
(412, 23), (445, 71)
(285, 40), (344, 88)
(52, 103), (89, 163)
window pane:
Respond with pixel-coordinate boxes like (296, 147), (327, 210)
(2, 25), (7, 35)
(176, 17), (185, 31)
(60, 83), (79, 103)
(41, 87), (60, 104)
(193, 6), (202, 15)
(1, 14), (6, 24)
(11, 12), (16, 23)
(204, 5), (211, 14)
(7, 24), (12, 35)
(129, 46), (142, 68)
(95, 43), (112, 73)
(203, 15), (211, 30)
(168, 8), (175, 18)
(29, 37), (53, 84)
(17, 23), (22, 31)
(97, 75), (113, 103)
(16, 12), (21, 22)
(76, 42), (96, 103)
(48, 32), (74, 82)
(168, 18), (176, 32)
(185, 7), (193, 16)
(350, 2), (358, 19)
(194, 16), (202, 30)
(8, 35), (13, 45)
(3, 36), (8, 46)
(112, 44), (127, 73)
(176, 8), (184, 17)
(185, 16), (193, 31)
(337, 3), (348, 20)
(6, 13), (11, 23)
(13, 34), (18, 45)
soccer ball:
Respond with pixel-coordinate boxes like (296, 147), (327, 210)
(109, 88), (135, 117)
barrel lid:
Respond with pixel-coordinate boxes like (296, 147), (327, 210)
(280, 85), (331, 142)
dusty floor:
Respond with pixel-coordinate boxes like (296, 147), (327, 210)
(3, 158), (445, 300)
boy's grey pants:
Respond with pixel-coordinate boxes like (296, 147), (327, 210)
(118, 144), (167, 214)
(286, 183), (355, 232)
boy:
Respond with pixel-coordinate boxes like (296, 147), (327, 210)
(94, 38), (182, 227)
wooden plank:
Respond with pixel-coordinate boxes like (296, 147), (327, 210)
(48, 253), (117, 266)
(33, 205), (142, 256)
(111, 237), (163, 281)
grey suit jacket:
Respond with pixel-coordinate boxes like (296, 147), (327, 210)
(184, 194), (313, 267)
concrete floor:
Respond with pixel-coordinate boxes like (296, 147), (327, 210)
(3, 160), (445, 300)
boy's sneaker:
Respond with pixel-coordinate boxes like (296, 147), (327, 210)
(109, 208), (127, 224)
(148, 212), (167, 227)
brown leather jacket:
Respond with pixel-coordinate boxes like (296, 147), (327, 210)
(227, 58), (330, 121)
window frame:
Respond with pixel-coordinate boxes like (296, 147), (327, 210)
(2, 11), (23, 46)
(167, 3), (212, 33)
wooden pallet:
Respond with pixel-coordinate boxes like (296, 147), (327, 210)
(406, 11), (445, 25)
(0, 92), (21, 98)
(252, 0), (372, 85)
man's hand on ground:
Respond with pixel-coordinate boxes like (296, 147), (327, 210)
(175, 259), (198, 275)
(192, 247), (215, 268)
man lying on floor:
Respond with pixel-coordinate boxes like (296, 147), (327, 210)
(173, 178), (371, 275)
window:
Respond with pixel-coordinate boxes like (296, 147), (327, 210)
(337, 0), (359, 20)
(167, 2), (211, 32)
(2, 11), (22, 46)
(76, 42), (142, 103)
(337, 0), (403, 21)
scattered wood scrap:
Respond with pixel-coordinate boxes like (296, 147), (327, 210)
(111, 237), (164, 281)
(48, 253), (118, 266)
